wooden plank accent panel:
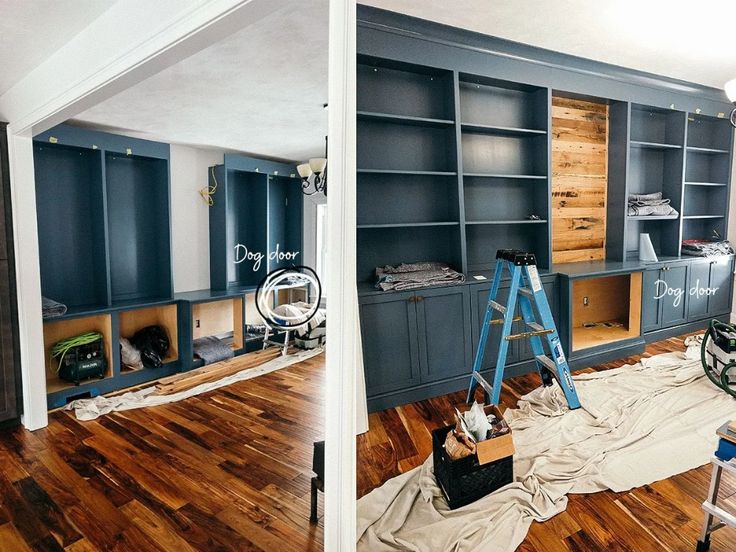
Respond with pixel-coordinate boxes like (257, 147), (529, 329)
(551, 96), (609, 263)
(43, 315), (113, 393)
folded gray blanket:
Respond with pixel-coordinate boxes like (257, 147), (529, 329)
(42, 296), (67, 319)
(375, 262), (465, 291)
(193, 336), (234, 365)
(627, 191), (678, 217)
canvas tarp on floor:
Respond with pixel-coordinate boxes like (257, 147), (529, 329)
(357, 338), (736, 551)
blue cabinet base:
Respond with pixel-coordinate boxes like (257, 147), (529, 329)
(364, 309), (726, 413)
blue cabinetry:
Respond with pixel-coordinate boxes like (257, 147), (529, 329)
(208, 154), (303, 290)
(641, 257), (734, 336)
(356, 7), (735, 412)
(360, 286), (472, 408)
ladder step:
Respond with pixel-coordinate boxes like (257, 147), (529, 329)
(490, 300), (506, 315)
(489, 316), (522, 326)
(505, 328), (554, 341)
(535, 354), (558, 375)
(519, 287), (534, 298)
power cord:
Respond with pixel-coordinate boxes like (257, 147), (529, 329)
(199, 166), (218, 206)
(50, 331), (103, 373)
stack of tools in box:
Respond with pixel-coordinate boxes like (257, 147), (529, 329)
(432, 402), (514, 509)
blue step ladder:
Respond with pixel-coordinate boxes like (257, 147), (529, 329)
(467, 249), (581, 409)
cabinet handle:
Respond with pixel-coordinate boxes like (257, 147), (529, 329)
(408, 296), (416, 303)
(416, 296), (424, 302)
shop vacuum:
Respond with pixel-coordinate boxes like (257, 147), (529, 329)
(701, 320), (736, 398)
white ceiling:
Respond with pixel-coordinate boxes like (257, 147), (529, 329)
(0, 0), (115, 95)
(361, 0), (736, 90)
(72, 0), (328, 162)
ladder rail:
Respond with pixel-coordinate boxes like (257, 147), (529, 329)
(466, 250), (581, 410)
(466, 259), (505, 402)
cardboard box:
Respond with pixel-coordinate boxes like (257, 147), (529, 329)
(474, 404), (515, 465)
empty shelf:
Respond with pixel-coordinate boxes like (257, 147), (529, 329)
(630, 140), (682, 149)
(461, 122), (547, 136)
(357, 221), (460, 228)
(357, 111), (455, 127)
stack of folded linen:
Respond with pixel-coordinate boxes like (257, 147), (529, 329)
(375, 261), (465, 291)
(627, 192), (678, 217)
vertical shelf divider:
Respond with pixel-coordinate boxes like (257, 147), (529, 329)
(452, 71), (468, 275)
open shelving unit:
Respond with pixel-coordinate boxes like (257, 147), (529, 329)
(459, 74), (551, 273)
(119, 304), (179, 366)
(43, 314), (113, 395)
(682, 114), (733, 245)
(356, 56), (463, 282)
(208, 154), (303, 290)
(623, 104), (685, 260)
(34, 124), (173, 311)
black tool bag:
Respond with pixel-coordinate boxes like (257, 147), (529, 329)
(130, 325), (170, 368)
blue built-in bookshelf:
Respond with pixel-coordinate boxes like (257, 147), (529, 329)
(207, 153), (304, 290)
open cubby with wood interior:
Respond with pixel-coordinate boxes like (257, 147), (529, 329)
(357, 172), (459, 227)
(629, 104), (685, 147)
(105, 152), (172, 304)
(458, 74), (548, 133)
(43, 314), (113, 394)
(192, 298), (245, 357)
(268, 175), (303, 271)
(34, 143), (109, 311)
(571, 273), (642, 351)
(356, 225), (462, 284)
(118, 304), (179, 365)
(357, 56), (454, 122)
(465, 223), (549, 275)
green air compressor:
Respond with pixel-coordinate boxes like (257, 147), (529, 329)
(701, 320), (736, 399)
(51, 332), (107, 386)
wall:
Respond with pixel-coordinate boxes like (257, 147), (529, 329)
(169, 144), (223, 293)
(302, 192), (326, 300)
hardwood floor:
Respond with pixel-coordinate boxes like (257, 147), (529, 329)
(357, 334), (736, 551)
(0, 353), (325, 551)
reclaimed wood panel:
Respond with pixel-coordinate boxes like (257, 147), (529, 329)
(356, 333), (736, 551)
(0, 352), (325, 550)
(552, 96), (609, 263)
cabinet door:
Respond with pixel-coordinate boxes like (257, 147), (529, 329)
(641, 269), (663, 332)
(687, 260), (711, 321)
(359, 292), (420, 396)
(707, 257), (734, 316)
(661, 264), (688, 328)
(470, 284), (517, 372)
(416, 286), (472, 383)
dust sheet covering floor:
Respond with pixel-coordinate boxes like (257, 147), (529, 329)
(0, 352), (324, 551)
(357, 334), (736, 551)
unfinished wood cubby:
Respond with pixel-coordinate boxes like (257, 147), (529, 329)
(571, 273), (642, 351)
(192, 298), (244, 352)
(43, 314), (113, 393)
(119, 305), (179, 364)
